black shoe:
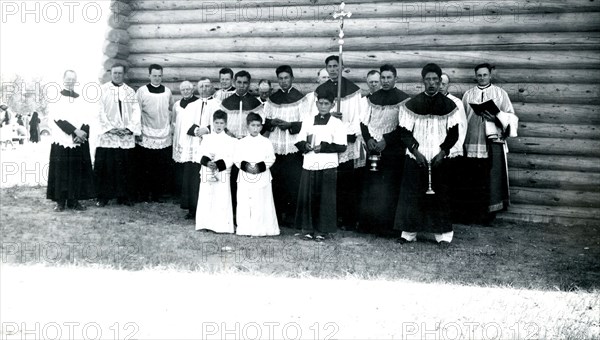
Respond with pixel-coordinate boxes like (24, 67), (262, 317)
(70, 201), (87, 211)
(53, 202), (65, 212)
(298, 233), (314, 241)
(315, 233), (334, 242)
(96, 199), (108, 207)
(396, 237), (412, 244)
(185, 212), (195, 220)
(438, 241), (451, 249)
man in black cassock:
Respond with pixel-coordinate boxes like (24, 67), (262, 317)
(358, 64), (410, 236)
(262, 65), (310, 226)
(314, 55), (364, 230)
(385, 63), (460, 246)
(46, 70), (95, 211)
(219, 70), (263, 213)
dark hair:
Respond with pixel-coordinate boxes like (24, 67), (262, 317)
(234, 70), (251, 82)
(474, 63), (494, 73)
(213, 110), (228, 122)
(148, 64), (163, 74)
(379, 64), (397, 77)
(246, 112), (262, 125)
(219, 68), (234, 77)
(110, 63), (127, 72)
(275, 65), (294, 77)
(421, 63), (442, 79)
(325, 55), (339, 66)
(315, 87), (335, 102)
(258, 79), (271, 87)
(366, 70), (380, 78)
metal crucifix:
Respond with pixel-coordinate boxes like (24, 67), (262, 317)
(333, 2), (352, 111)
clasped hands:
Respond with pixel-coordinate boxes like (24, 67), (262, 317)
(304, 143), (322, 153)
(73, 129), (88, 144)
(270, 118), (292, 131)
(367, 138), (386, 153)
(194, 127), (210, 137)
(244, 163), (260, 175)
(109, 128), (133, 137)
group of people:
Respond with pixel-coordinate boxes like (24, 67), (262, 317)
(0, 104), (41, 146)
(45, 56), (518, 245)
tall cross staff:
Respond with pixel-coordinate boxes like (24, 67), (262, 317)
(333, 2), (352, 111)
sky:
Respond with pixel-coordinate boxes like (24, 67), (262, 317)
(0, 0), (110, 85)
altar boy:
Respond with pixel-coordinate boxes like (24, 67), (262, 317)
(195, 110), (237, 233)
(234, 112), (280, 236)
(294, 89), (347, 241)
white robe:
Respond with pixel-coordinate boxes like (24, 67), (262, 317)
(446, 93), (468, 158)
(136, 85), (173, 149)
(195, 131), (236, 233)
(172, 97), (218, 163)
(96, 82), (141, 149)
(462, 84), (518, 158)
(49, 92), (93, 148)
(234, 134), (280, 236)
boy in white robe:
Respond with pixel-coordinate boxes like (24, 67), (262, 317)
(234, 113), (280, 236)
(195, 110), (236, 233)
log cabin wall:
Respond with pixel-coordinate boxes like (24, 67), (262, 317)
(100, 0), (600, 226)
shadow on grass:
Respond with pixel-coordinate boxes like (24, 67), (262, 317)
(1, 186), (599, 291)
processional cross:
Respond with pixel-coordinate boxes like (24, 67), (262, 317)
(332, 2), (352, 111)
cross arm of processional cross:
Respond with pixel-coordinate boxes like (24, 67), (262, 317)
(333, 2), (352, 34)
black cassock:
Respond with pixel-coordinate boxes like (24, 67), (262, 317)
(385, 92), (459, 234)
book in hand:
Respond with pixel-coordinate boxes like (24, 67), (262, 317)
(469, 100), (500, 116)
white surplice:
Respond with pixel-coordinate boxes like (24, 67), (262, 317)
(234, 134), (280, 236)
(195, 131), (236, 233)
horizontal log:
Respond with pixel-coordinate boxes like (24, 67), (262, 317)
(132, 0), (424, 10)
(105, 28), (130, 44)
(508, 154), (600, 173)
(128, 12), (600, 39)
(510, 187), (600, 208)
(497, 204), (600, 225)
(128, 1), (600, 24)
(513, 103), (600, 125)
(507, 137), (600, 157)
(126, 51), (600, 69)
(103, 42), (130, 60)
(110, 1), (132, 16)
(107, 13), (129, 30)
(101, 57), (129, 72)
(517, 122), (599, 140)
(128, 33), (600, 53)
(509, 169), (600, 191)
(131, 80), (600, 104)
(126, 66), (600, 85)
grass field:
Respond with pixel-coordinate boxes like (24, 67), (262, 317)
(1, 143), (599, 339)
